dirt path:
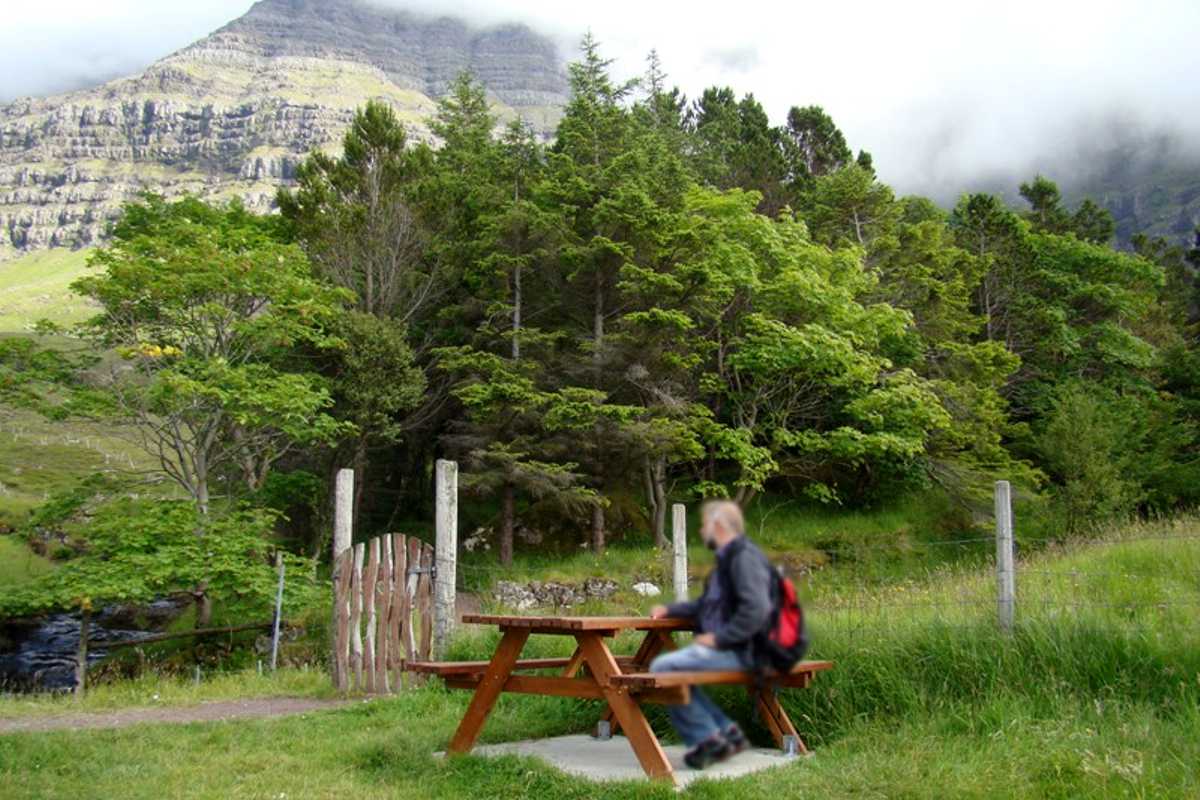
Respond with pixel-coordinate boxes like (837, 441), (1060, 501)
(0, 697), (351, 735)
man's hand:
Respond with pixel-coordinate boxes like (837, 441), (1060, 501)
(693, 632), (717, 648)
(649, 604), (669, 619)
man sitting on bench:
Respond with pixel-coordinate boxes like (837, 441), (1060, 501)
(649, 499), (773, 770)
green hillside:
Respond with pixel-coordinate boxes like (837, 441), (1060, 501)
(0, 249), (95, 331)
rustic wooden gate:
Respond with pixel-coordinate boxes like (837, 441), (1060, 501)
(332, 533), (434, 693)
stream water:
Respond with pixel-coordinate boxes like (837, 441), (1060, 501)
(0, 599), (189, 691)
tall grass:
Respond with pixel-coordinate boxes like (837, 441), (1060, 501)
(452, 520), (1200, 758)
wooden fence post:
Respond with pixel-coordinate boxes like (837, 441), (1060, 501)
(375, 536), (392, 694)
(332, 467), (353, 691)
(269, 552), (285, 671)
(994, 480), (1015, 633)
(672, 504), (688, 603)
(433, 459), (458, 660)
(350, 542), (365, 690)
(74, 608), (90, 699)
(406, 537), (421, 661)
(363, 537), (379, 691)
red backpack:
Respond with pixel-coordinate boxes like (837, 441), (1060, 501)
(757, 567), (809, 672)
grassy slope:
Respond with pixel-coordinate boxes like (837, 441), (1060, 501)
(0, 405), (156, 527)
(0, 536), (53, 588)
(1, 522), (1196, 798)
(0, 249), (95, 331)
(0, 399), (161, 588)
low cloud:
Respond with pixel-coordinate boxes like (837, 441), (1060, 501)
(4, 0), (1199, 200)
(702, 46), (760, 74)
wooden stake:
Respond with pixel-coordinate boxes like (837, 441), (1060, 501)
(375, 536), (392, 693)
(418, 543), (434, 661)
(350, 542), (365, 690)
(406, 537), (421, 663)
(74, 608), (90, 700)
(363, 538), (379, 692)
(332, 468), (354, 691)
(392, 533), (408, 688)
(434, 459), (458, 660)
(672, 504), (688, 604)
(995, 480), (1015, 633)
(270, 552), (285, 671)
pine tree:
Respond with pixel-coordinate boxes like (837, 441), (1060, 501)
(1018, 175), (1071, 235)
(783, 105), (853, 187)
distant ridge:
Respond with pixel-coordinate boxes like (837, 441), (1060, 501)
(0, 0), (569, 260)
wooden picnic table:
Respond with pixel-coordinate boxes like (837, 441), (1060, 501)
(409, 614), (833, 785)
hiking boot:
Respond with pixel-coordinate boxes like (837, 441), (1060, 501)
(684, 734), (728, 770)
(718, 724), (749, 760)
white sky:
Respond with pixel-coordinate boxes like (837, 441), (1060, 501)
(4, 0), (1199, 198)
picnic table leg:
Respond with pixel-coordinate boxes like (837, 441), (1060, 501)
(561, 646), (585, 678)
(600, 629), (676, 737)
(749, 684), (808, 755)
(447, 627), (530, 754)
(577, 633), (676, 784)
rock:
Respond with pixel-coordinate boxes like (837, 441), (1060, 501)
(528, 581), (580, 607)
(581, 578), (618, 600)
(0, 0), (569, 261)
(493, 577), (618, 610)
(632, 582), (661, 597)
(493, 580), (537, 611)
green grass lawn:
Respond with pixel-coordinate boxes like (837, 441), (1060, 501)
(1, 524), (1196, 798)
(3, 684), (1195, 799)
(0, 668), (334, 720)
(0, 249), (95, 331)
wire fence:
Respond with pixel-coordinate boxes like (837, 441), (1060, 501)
(446, 483), (1200, 642)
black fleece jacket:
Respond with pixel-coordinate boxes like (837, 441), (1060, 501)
(665, 535), (774, 653)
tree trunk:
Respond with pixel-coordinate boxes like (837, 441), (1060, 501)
(195, 476), (209, 517)
(512, 263), (522, 361)
(643, 459), (659, 545)
(352, 435), (369, 535)
(590, 268), (607, 555)
(593, 271), (604, 372)
(500, 483), (515, 567)
(651, 457), (668, 549)
(193, 584), (212, 663)
(591, 503), (605, 554)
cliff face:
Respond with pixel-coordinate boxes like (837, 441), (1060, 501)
(0, 0), (568, 260)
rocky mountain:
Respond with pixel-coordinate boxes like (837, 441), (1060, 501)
(0, 0), (569, 260)
(1061, 134), (1200, 248)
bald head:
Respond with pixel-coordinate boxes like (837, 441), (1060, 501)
(700, 500), (744, 550)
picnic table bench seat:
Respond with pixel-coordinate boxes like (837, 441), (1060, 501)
(611, 659), (835, 689)
(407, 655), (638, 676)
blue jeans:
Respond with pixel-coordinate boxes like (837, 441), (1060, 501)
(649, 643), (747, 747)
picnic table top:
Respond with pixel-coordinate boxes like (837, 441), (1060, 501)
(460, 614), (693, 633)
